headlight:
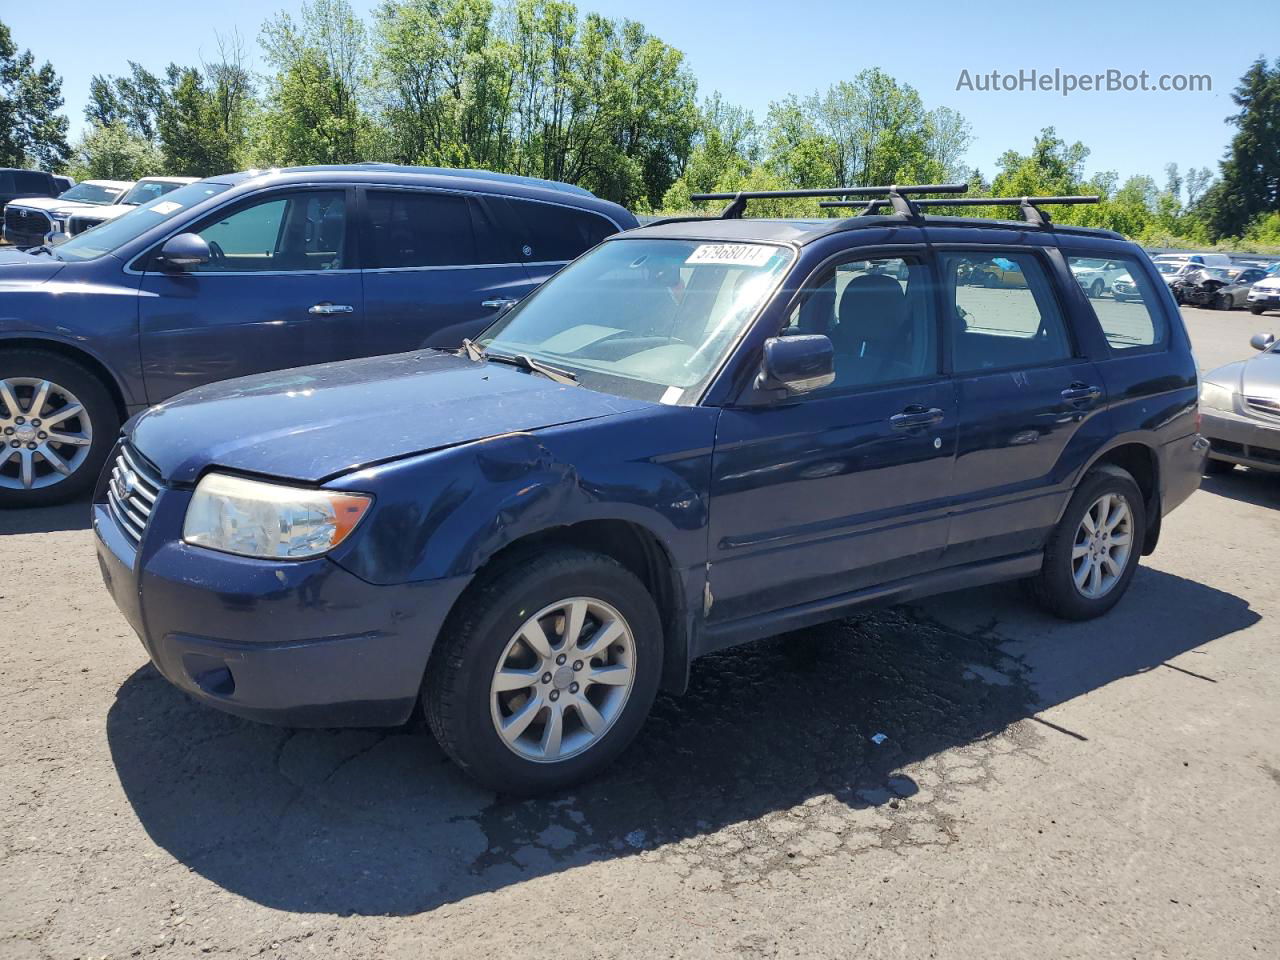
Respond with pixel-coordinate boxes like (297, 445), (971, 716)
(1199, 381), (1235, 413)
(183, 472), (372, 559)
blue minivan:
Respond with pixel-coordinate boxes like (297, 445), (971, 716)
(93, 186), (1206, 793)
(0, 165), (635, 506)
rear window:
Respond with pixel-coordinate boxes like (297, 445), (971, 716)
(1068, 254), (1167, 351)
(507, 198), (617, 262)
(366, 190), (479, 268)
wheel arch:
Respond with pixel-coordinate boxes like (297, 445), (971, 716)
(1078, 440), (1161, 554)
(0, 335), (134, 423)
(441, 518), (692, 695)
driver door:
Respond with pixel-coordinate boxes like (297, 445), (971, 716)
(138, 187), (364, 402)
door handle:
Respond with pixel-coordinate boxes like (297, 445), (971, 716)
(1060, 383), (1102, 404)
(308, 302), (355, 315)
(889, 405), (945, 430)
(481, 297), (518, 310)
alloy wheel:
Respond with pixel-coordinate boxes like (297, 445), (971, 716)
(0, 377), (93, 490)
(1071, 493), (1133, 599)
(489, 596), (637, 763)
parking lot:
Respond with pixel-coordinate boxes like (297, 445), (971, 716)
(1, 304), (1277, 959)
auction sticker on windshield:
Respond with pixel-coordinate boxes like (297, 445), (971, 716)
(685, 243), (777, 267)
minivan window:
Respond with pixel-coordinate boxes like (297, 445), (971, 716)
(192, 191), (346, 273)
(944, 252), (1072, 372)
(1069, 254), (1167, 350)
(365, 190), (478, 268)
(508, 198), (616, 262)
(53, 181), (232, 262)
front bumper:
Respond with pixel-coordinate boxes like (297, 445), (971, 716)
(93, 475), (470, 727)
(1200, 408), (1280, 472)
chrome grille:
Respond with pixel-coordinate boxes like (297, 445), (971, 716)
(4, 206), (51, 237)
(106, 444), (161, 544)
(1244, 396), (1280, 422)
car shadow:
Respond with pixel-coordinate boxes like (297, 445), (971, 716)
(0, 496), (92, 533)
(107, 567), (1257, 916)
(1198, 468), (1280, 509)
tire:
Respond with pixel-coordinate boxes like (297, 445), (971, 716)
(1030, 464), (1146, 621)
(0, 350), (120, 508)
(1203, 456), (1236, 476)
(1249, 305), (1265, 315)
(425, 548), (663, 794)
(1215, 292), (1234, 311)
(1090, 279), (1104, 298)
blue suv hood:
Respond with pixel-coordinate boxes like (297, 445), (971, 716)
(128, 350), (651, 485)
(0, 248), (65, 281)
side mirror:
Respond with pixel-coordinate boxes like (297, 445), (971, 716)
(1249, 332), (1276, 351)
(757, 335), (835, 396)
(159, 233), (210, 269)
(44, 231), (69, 247)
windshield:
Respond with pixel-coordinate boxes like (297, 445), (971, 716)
(57, 183), (124, 205)
(53, 181), (232, 262)
(1156, 262), (1187, 275)
(121, 179), (185, 205)
(479, 238), (795, 402)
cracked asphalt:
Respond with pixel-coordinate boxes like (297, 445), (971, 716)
(2, 306), (1279, 959)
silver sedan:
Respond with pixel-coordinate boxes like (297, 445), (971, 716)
(1199, 332), (1280, 473)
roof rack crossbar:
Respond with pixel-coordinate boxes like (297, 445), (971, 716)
(689, 183), (968, 220)
(818, 194), (1101, 227)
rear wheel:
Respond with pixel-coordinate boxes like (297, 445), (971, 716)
(1031, 465), (1146, 620)
(1215, 292), (1234, 311)
(1090, 279), (1104, 298)
(0, 350), (119, 507)
(425, 548), (663, 794)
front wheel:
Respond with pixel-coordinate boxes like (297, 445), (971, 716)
(0, 350), (120, 507)
(425, 548), (663, 794)
(1030, 465), (1146, 620)
(1249, 304), (1265, 315)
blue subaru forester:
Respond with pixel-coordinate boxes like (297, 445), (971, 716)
(0, 164), (634, 507)
(94, 185), (1206, 793)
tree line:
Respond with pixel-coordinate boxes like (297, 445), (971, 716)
(1, 3), (1277, 249)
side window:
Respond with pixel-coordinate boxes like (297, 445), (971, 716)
(0, 172), (14, 192)
(13, 171), (48, 193)
(508, 199), (616, 262)
(783, 256), (938, 391)
(943, 252), (1072, 372)
(193, 191), (346, 273)
(365, 190), (478, 268)
(1069, 254), (1168, 351)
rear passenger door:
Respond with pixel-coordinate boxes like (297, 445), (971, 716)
(941, 248), (1110, 565)
(358, 188), (536, 353)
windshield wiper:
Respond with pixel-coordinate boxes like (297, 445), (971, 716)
(458, 338), (485, 362)
(484, 350), (578, 385)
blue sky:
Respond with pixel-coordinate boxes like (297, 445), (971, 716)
(7, 0), (1266, 189)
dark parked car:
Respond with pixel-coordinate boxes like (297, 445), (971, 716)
(0, 164), (635, 505)
(0, 168), (63, 212)
(1200, 331), (1280, 473)
(92, 185), (1206, 793)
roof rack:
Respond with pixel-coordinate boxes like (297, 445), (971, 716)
(689, 183), (968, 220)
(817, 194), (1100, 227)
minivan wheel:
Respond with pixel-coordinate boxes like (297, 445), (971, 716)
(1030, 465), (1146, 620)
(0, 350), (119, 507)
(425, 548), (662, 794)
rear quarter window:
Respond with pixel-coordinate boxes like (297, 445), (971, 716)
(1068, 254), (1168, 351)
(507, 198), (618, 262)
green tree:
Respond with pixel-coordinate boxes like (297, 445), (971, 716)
(158, 68), (239, 176)
(85, 62), (168, 142)
(0, 20), (70, 169)
(1203, 57), (1280, 239)
(67, 122), (163, 180)
(258, 0), (377, 165)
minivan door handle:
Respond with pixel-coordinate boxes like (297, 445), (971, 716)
(889, 405), (946, 430)
(1061, 383), (1102, 404)
(308, 302), (355, 316)
(481, 297), (518, 310)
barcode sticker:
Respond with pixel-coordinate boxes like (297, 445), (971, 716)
(685, 244), (775, 267)
(149, 201), (183, 215)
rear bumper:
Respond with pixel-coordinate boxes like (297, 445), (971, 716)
(93, 489), (470, 727)
(1200, 409), (1280, 472)
(1158, 431), (1209, 515)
